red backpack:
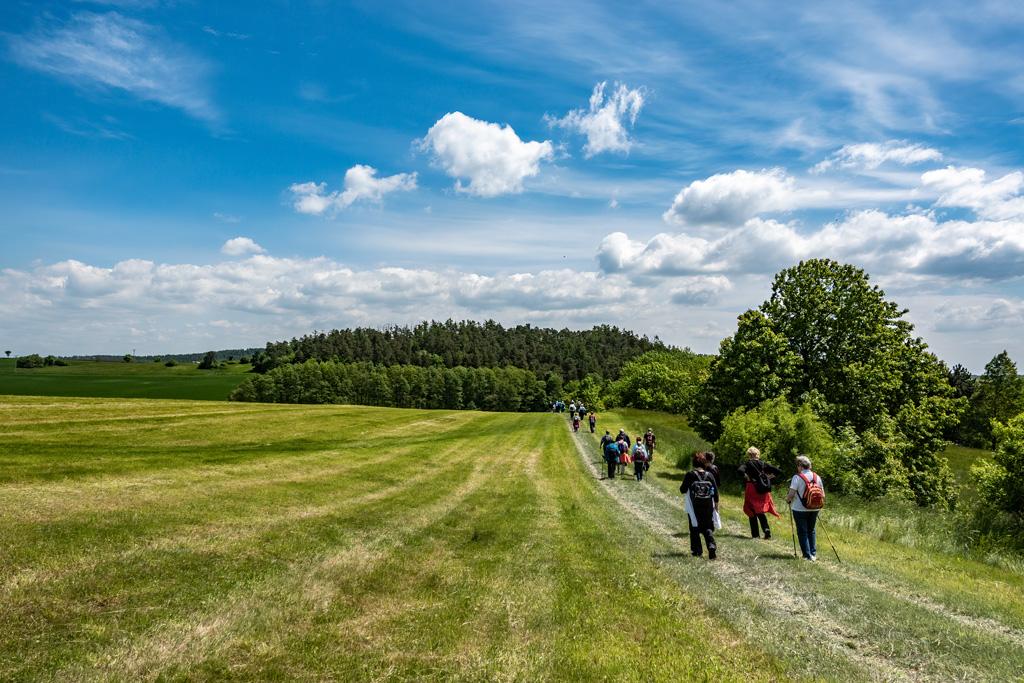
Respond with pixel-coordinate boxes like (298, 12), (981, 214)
(798, 471), (825, 510)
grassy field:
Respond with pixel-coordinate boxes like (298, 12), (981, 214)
(2, 397), (1022, 682)
(0, 360), (251, 401)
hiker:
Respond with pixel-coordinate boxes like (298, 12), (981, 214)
(616, 436), (630, 476)
(619, 428), (631, 448)
(643, 428), (656, 461)
(631, 437), (648, 481)
(603, 437), (620, 479)
(681, 451), (719, 559)
(786, 455), (825, 561)
(572, 415), (580, 432)
(588, 412), (596, 433)
(738, 446), (782, 539)
(705, 450), (720, 490)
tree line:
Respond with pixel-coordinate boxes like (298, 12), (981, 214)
(248, 321), (665, 382)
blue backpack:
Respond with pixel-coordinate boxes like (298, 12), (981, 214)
(604, 442), (620, 462)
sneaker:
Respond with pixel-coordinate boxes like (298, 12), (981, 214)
(763, 531), (772, 540)
(708, 552), (717, 560)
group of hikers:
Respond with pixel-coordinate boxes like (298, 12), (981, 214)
(586, 417), (825, 562)
(599, 427), (657, 482)
(679, 445), (825, 561)
(556, 400), (597, 434)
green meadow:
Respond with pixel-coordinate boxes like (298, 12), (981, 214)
(2, 396), (1022, 682)
(0, 359), (251, 401)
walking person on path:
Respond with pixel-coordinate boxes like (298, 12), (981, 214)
(643, 428), (656, 466)
(786, 455), (825, 561)
(631, 437), (648, 481)
(603, 438), (620, 480)
(738, 446), (782, 539)
(589, 412), (596, 433)
(616, 436), (630, 477)
(704, 450), (720, 490)
(681, 452), (719, 559)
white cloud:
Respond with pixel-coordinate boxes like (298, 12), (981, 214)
(213, 213), (241, 223)
(288, 165), (418, 217)
(812, 140), (943, 173)
(221, 237), (265, 256)
(933, 299), (1024, 332)
(416, 112), (554, 197)
(669, 276), (733, 305)
(603, 207), (1024, 283)
(921, 166), (1024, 220)
(663, 168), (828, 230)
(8, 11), (218, 123)
(547, 81), (646, 157)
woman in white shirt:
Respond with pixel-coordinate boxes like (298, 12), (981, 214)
(786, 455), (824, 562)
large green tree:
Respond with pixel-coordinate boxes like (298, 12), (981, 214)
(691, 259), (961, 506)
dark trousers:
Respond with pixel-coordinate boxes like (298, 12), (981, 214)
(689, 523), (716, 557)
(749, 513), (770, 537)
(634, 460), (645, 481)
(607, 460), (616, 479)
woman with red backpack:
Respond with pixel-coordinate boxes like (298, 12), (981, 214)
(786, 455), (825, 561)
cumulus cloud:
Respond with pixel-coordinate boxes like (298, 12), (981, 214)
(669, 276), (733, 305)
(0, 256), (645, 332)
(921, 166), (1024, 220)
(812, 140), (943, 173)
(8, 11), (218, 123)
(416, 112), (554, 197)
(663, 168), (828, 230)
(547, 81), (646, 157)
(288, 165), (418, 216)
(221, 237), (265, 256)
(602, 209), (1024, 283)
(933, 298), (1024, 332)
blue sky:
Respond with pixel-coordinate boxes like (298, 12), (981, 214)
(2, 0), (1023, 372)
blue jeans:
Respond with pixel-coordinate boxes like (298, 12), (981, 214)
(792, 510), (819, 559)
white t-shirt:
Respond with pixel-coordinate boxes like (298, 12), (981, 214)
(789, 470), (822, 512)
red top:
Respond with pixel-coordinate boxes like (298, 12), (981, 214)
(742, 482), (780, 518)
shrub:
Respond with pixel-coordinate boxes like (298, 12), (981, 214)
(712, 396), (834, 471)
(165, 360), (178, 367)
(974, 413), (1024, 522)
(16, 354), (45, 369)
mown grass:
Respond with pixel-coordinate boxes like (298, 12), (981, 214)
(0, 360), (251, 401)
(1, 396), (792, 682)
(588, 409), (1024, 682)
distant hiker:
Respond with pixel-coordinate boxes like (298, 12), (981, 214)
(619, 428), (631, 448)
(643, 428), (656, 470)
(577, 404), (586, 418)
(603, 438), (620, 479)
(643, 428), (656, 458)
(631, 437), (648, 481)
(738, 446), (782, 539)
(681, 451), (719, 559)
(589, 413), (596, 433)
(704, 450), (721, 490)
(786, 455), (826, 561)
(572, 415), (580, 432)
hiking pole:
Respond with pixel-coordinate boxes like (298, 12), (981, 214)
(788, 505), (797, 558)
(818, 516), (841, 563)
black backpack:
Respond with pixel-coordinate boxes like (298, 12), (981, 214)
(750, 461), (773, 494)
(690, 471), (715, 501)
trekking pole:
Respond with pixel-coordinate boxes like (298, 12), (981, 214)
(790, 505), (798, 557)
(818, 516), (841, 563)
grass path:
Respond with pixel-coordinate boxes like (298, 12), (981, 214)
(568, 417), (1024, 682)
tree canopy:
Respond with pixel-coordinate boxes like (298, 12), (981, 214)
(690, 259), (960, 506)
